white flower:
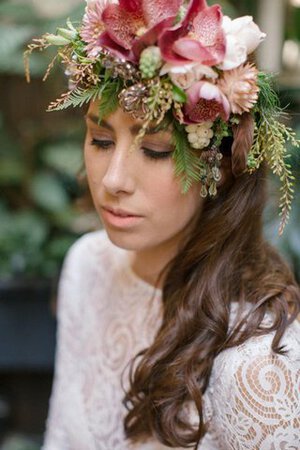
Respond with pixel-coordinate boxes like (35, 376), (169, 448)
(160, 62), (218, 90)
(185, 122), (214, 150)
(219, 16), (266, 70)
(187, 132), (198, 144)
(197, 127), (214, 139)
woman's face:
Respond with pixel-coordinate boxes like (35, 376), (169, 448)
(84, 101), (204, 252)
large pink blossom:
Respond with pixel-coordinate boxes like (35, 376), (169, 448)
(184, 81), (230, 123)
(159, 0), (226, 66)
(98, 0), (182, 61)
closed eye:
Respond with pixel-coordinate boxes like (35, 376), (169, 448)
(90, 139), (113, 149)
(90, 139), (173, 160)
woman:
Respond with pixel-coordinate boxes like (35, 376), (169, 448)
(24, 0), (300, 448)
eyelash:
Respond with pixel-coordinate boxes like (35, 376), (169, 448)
(90, 139), (172, 160)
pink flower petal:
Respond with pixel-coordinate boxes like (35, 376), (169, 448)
(142, 0), (182, 28)
(159, 25), (192, 64)
(158, 0), (212, 64)
(98, 31), (136, 61)
(184, 81), (230, 122)
(119, 0), (143, 14)
(192, 5), (226, 64)
(186, 80), (203, 103)
(102, 3), (144, 50)
(132, 16), (175, 58)
(172, 38), (217, 65)
(181, 0), (208, 27)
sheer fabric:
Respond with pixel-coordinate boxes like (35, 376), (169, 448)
(42, 230), (300, 450)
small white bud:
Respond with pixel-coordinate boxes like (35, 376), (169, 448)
(191, 142), (202, 149)
(198, 138), (210, 148)
(185, 125), (198, 133)
(187, 132), (198, 144)
(202, 121), (213, 129)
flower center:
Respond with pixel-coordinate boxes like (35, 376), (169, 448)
(189, 98), (222, 122)
(136, 26), (147, 37)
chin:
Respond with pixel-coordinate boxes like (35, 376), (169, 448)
(104, 226), (161, 252)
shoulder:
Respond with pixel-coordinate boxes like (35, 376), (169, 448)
(56, 228), (118, 310)
(60, 228), (121, 277)
(205, 314), (300, 447)
(63, 228), (110, 266)
(212, 305), (300, 386)
(221, 319), (300, 395)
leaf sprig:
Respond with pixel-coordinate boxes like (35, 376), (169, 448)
(47, 85), (101, 111)
(172, 122), (204, 194)
(98, 78), (123, 123)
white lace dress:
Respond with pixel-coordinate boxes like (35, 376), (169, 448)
(42, 229), (300, 450)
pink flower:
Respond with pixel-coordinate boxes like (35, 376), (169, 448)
(98, 0), (182, 61)
(80, 0), (111, 58)
(184, 81), (230, 123)
(159, 0), (226, 66)
(218, 63), (259, 114)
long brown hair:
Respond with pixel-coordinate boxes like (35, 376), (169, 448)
(122, 160), (300, 448)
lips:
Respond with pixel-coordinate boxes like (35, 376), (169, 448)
(102, 206), (141, 217)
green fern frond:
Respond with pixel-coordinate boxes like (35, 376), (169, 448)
(172, 123), (203, 194)
(98, 78), (123, 123)
(47, 85), (100, 112)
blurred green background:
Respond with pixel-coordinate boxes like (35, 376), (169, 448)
(0, 0), (299, 449)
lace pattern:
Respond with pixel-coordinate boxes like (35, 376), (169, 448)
(42, 230), (300, 450)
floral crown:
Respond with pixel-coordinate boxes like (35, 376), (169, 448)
(24, 0), (299, 234)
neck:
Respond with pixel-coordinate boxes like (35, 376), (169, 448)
(126, 215), (199, 290)
(127, 237), (181, 290)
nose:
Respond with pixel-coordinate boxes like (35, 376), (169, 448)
(102, 143), (135, 195)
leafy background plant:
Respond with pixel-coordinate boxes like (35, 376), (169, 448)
(0, 0), (100, 281)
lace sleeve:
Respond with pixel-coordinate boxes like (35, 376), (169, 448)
(206, 330), (300, 449)
(41, 240), (86, 450)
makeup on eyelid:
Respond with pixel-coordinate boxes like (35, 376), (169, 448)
(89, 136), (173, 155)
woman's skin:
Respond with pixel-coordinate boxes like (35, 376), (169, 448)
(84, 100), (211, 289)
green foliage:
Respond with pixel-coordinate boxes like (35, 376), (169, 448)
(98, 78), (123, 123)
(256, 72), (281, 119)
(29, 172), (70, 213)
(41, 142), (83, 177)
(172, 84), (187, 103)
(249, 118), (299, 234)
(264, 138), (300, 282)
(214, 119), (231, 147)
(172, 122), (203, 194)
(0, 1), (100, 280)
(0, 205), (48, 277)
(249, 73), (300, 235)
(47, 85), (101, 111)
(0, 109), (89, 279)
(0, 0), (84, 76)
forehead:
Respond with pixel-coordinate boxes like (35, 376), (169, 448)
(86, 101), (173, 136)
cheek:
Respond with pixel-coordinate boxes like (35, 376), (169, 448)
(147, 166), (202, 230)
(84, 138), (105, 186)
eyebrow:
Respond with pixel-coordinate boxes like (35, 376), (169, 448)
(84, 113), (167, 136)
